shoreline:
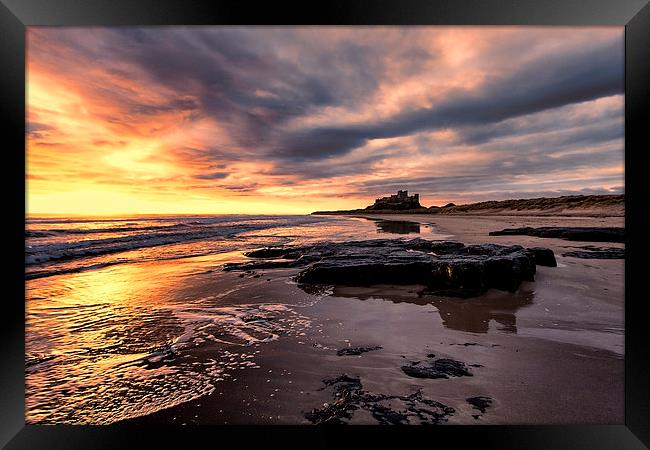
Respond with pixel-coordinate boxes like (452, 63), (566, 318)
(313, 208), (624, 218)
(312, 194), (624, 218)
(115, 212), (623, 425)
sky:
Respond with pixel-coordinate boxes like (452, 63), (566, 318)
(26, 27), (624, 216)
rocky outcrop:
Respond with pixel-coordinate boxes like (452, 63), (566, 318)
(527, 247), (558, 267)
(293, 241), (556, 294)
(224, 238), (556, 298)
(466, 396), (493, 414)
(304, 374), (456, 425)
(401, 358), (473, 379)
(489, 226), (624, 243)
(336, 346), (383, 356)
(562, 246), (625, 259)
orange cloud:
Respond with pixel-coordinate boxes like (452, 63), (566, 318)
(26, 27), (624, 216)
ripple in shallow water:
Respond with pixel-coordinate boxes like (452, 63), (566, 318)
(26, 302), (313, 424)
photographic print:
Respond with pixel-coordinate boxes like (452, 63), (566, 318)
(25, 26), (624, 425)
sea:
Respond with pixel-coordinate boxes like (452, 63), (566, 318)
(25, 214), (445, 424)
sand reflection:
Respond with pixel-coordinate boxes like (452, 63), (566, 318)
(332, 284), (535, 334)
(427, 289), (534, 333)
(25, 258), (314, 424)
(374, 219), (421, 234)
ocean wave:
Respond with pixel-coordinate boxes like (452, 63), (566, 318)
(25, 261), (125, 280)
(26, 224), (260, 265)
(26, 223), (188, 238)
(25, 215), (332, 269)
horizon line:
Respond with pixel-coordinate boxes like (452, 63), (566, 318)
(25, 192), (625, 219)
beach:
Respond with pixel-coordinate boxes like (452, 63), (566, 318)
(25, 213), (624, 425)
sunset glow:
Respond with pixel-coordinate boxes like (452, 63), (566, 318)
(26, 27), (624, 216)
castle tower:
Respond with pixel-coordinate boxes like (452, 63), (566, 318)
(369, 190), (421, 210)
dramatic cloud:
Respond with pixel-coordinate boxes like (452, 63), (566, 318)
(26, 27), (624, 214)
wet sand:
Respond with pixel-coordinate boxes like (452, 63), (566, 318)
(123, 213), (624, 425)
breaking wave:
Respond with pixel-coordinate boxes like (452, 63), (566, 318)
(25, 215), (332, 278)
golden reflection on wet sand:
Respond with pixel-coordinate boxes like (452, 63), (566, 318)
(26, 216), (413, 424)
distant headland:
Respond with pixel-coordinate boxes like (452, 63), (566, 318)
(312, 191), (624, 217)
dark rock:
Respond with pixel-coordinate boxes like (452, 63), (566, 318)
(224, 238), (554, 298)
(243, 247), (306, 259)
(299, 284), (334, 296)
(368, 404), (410, 425)
(489, 226), (624, 243)
(466, 396), (493, 414)
(528, 247), (557, 267)
(408, 240), (466, 253)
(297, 258), (434, 287)
(336, 346), (383, 356)
(305, 375), (362, 425)
(401, 358), (472, 379)
(305, 374), (455, 425)
(244, 248), (289, 259)
(322, 374), (363, 391)
(449, 342), (494, 347)
(223, 256), (314, 272)
(562, 246), (625, 259)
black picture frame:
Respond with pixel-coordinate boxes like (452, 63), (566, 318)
(2, 0), (649, 448)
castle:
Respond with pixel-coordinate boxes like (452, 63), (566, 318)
(367, 190), (422, 210)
